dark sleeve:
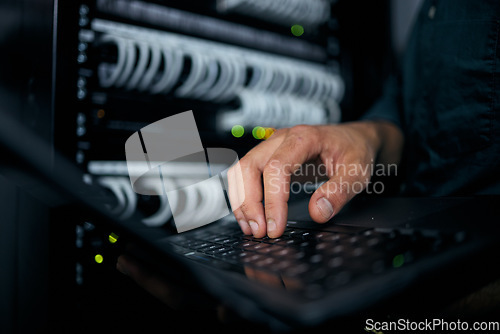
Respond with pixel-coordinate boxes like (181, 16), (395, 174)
(359, 75), (403, 131)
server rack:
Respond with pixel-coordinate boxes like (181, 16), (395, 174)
(53, 2), (343, 330)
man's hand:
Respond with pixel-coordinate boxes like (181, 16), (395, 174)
(228, 121), (403, 238)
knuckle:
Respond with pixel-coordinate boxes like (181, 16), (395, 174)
(334, 190), (350, 206)
(289, 124), (312, 134)
(322, 183), (350, 207)
(238, 158), (255, 175)
(263, 159), (283, 176)
(287, 125), (320, 145)
(263, 159), (278, 170)
(271, 127), (287, 138)
(239, 201), (252, 214)
(264, 199), (282, 212)
(232, 208), (243, 218)
(238, 156), (249, 169)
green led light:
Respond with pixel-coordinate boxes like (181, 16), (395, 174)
(95, 254), (104, 264)
(252, 126), (266, 140)
(291, 24), (305, 37)
(392, 254), (405, 268)
(108, 232), (119, 244)
(231, 125), (245, 138)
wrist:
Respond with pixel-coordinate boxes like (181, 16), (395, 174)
(368, 120), (404, 165)
(340, 121), (384, 157)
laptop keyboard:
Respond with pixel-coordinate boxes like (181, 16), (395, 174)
(169, 221), (467, 299)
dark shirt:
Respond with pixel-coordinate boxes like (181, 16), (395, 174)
(362, 0), (500, 196)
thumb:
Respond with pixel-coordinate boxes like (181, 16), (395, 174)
(308, 174), (367, 223)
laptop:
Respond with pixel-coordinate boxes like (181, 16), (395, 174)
(1, 109), (499, 331)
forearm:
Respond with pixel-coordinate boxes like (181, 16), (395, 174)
(373, 121), (405, 164)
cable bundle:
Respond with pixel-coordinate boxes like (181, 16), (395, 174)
(91, 161), (229, 229)
(94, 19), (344, 130)
(217, 0), (331, 27)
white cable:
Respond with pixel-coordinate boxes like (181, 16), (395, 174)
(192, 180), (218, 224)
(282, 66), (299, 96)
(140, 177), (175, 227)
(217, 0), (330, 27)
(149, 47), (176, 94)
(117, 177), (138, 220)
(215, 57), (246, 102)
(160, 48), (184, 94)
(115, 39), (137, 87)
(280, 0), (298, 23)
(137, 42), (162, 91)
(175, 51), (207, 98)
(272, 67), (290, 94)
(251, 91), (269, 126)
(172, 183), (201, 227)
(98, 35), (127, 88)
(190, 55), (220, 99)
(97, 177), (137, 220)
(98, 177), (127, 216)
(201, 56), (233, 101)
(126, 40), (150, 90)
(251, 62), (274, 92)
(310, 73), (327, 102)
(245, 64), (261, 90)
(93, 20), (345, 130)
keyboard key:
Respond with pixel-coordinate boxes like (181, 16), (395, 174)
(309, 254), (323, 264)
(366, 237), (382, 247)
(327, 256), (343, 268)
(293, 251), (306, 260)
(324, 271), (352, 289)
(233, 240), (260, 250)
(262, 237), (286, 244)
(352, 247), (365, 257)
(272, 248), (292, 257)
(191, 242), (211, 250)
(207, 247), (231, 255)
(331, 245), (344, 254)
(323, 233), (350, 243)
(241, 254), (264, 264)
(246, 243), (271, 252)
(274, 260), (294, 271)
(316, 242), (330, 251)
(254, 257), (276, 268)
(275, 239), (302, 246)
(283, 263), (309, 277)
(239, 252), (251, 259)
(218, 237), (238, 244)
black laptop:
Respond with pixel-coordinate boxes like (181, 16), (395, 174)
(1, 109), (499, 331)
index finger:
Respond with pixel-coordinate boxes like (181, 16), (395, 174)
(228, 131), (286, 237)
(262, 127), (321, 238)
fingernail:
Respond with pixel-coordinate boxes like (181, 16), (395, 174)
(267, 219), (276, 233)
(249, 220), (259, 234)
(239, 220), (251, 235)
(317, 197), (334, 220)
